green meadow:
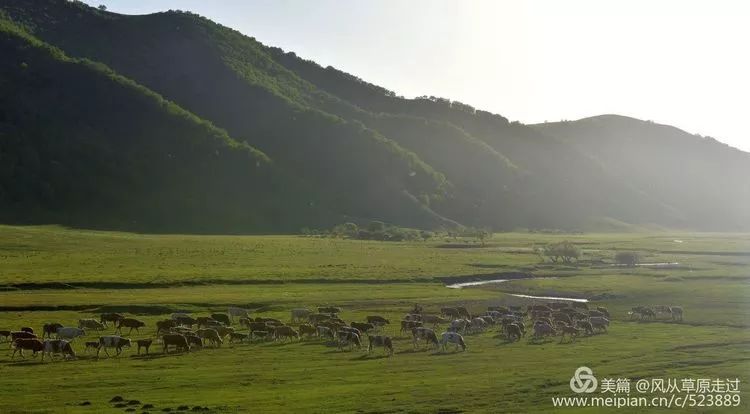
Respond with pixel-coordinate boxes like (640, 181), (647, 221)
(0, 226), (748, 413)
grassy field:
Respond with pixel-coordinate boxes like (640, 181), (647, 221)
(0, 225), (748, 413)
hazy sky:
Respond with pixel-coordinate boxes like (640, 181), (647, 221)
(87, 0), (749, 152)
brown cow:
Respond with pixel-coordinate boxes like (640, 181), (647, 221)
(115, 318), (145, 335)
(215, 326), (235, 338)
(229, 332), (248, 343)
(273, 326), (299, 341)
(156, 320), (177, 336)
(10, 331), (37, 347)
(196, 317), (219, 328)
(298, 324), (317, 338)
(350, 322), (375, 334)
(43, 323), (63, 339)
(184, 333), (203, 349)
(162, 334), (190, 353)
(12, 338), (45, 359)
(366, 316), (390, 326)
(248, 322), (269, 333)
(211, 313), (231, 326)
(400, 320), (422, 334)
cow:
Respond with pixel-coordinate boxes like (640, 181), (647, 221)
(588, 310), (606, 318)
(156, 319), (177, 336)
(184, 333), (203, 349)
(400, 320), (422, 334)
(403, 314), (422, 322)
(439, 332), (467, 352)
(248, 322), (269, 333)
(97, 336), (131, 357)
(316, 326), (334, 340)
(229, 332), (248, 343)
(367, 335), (393, 356)
(590, 317), (610, 332)
(136, 339), (153, 355)
(298, 324), (317, 338)
(505, 323), (523, 342)
(196, 329), (223, 347)
(596, 306), (610, 318)
(256, 317), (284, 326)
(290, 308), (313, 323)
(196, 317), (219, 328)
(350, 322), (375, 334)
(412, 327), (439, 349)
(455, 307), (471, 318)
(162, 334), (190, 353)
(441, 307), (461, 319)
(84, 341), (100, 352)
(576, 320), (594, 336)
(421, 315), (449, 327)
(215, 326), (235, 338)
(116, 318), (145, 335)
(20, 327), (34, 334)
(56, 327), (85, 341)
(227, 307), (250, 321)
(469, 317), (487, 333)
(0, 330), (11, 342)
(532, 322), (556, 340)
(211, 313), (231, 326)
(42, 339), (76, 361)
(449, 319), (470, 333)
(100, 313), (124, 327)
(42, 323), (63, 339)
(670, 306), (684, 322)
(366, 316), (390, 326)
(174, 316), (198, 328)
(273, 326), (299, 342)
(12, 338), (45, 359)
(318, 306), (341, 315)
(559, 324), (581, 343)
(337, 331), (361, 351)
(308, 313), (332, 325)
(250, 330), (270, 341)
(78, 319), (106, 331)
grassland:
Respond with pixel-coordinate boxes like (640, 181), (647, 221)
(0, 225), (748, 413)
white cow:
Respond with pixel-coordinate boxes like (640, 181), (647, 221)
(56, 327), (85, 341)
(97, 336), (131, 357)
(439, 332), (467, 351)
(42, 339), (75, 361)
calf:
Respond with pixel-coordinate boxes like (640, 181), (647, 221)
(162, 334), (190, 353)
(12, 338), (45, 359)
(136, 339), (153, 355)
(367, 335), (394, 356)
(97, 336), (131, 357)
(84, 341), (100, 353)
(116, 318), (145, 335)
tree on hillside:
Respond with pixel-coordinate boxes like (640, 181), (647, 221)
(615, 251), (641, 267)
(543, 241), (581, 264)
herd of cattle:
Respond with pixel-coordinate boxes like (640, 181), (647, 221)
(0, 302), (683, 361)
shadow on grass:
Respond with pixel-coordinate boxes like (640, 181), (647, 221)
(349, 353), (392, 361)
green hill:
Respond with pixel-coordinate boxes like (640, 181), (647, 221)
(0, 0), (746, 232)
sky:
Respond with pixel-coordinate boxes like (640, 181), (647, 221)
(86, 0), (749, 152)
